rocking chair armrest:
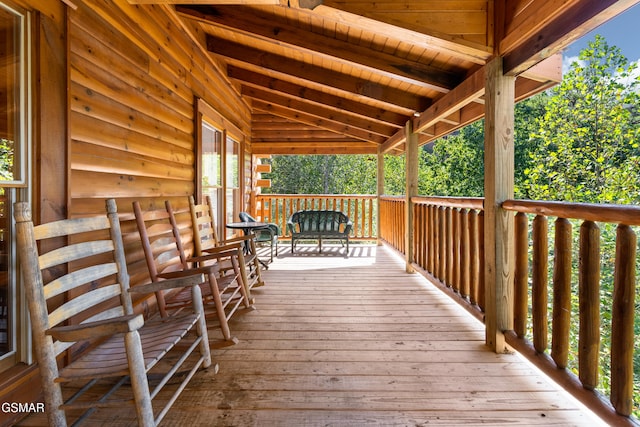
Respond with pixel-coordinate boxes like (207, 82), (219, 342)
(129, 274), (205, 294)
(187, 243), (242, 262)
(46, 314), (144, 342)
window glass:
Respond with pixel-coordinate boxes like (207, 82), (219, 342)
(201, 121), (224, 237)
(225, 136), (239, 237)
(0, 1), (28, 367)
(0, 3), (25, 185)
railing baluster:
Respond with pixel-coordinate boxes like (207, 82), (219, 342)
(437, 206), (445, 283)
(579, 220), (600, 390)
(477, 210), (485, 311)
(551, 218), (572, 369)
(514, 212), (528, 337)
(428, 205), (435, 274)
(452, 208), (460, 292)
(610, 224), (636, 416)
(469, 209), (479, 306)
(445, 207), (453, 286)
(532, 214), (549, 353)
(460, 209), (470, 299)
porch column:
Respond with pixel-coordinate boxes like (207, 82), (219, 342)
(484, 57), (515, 353)
(377, 147), (384, 246)
(405, 120), (418, 273)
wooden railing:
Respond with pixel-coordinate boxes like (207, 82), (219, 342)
(379, 196), (405, 252)
(503, 199), (639, 423)
(380, 196), (486, 315)
(412, 196), (485, 314)
(380, 195), (639, 424)
(254, 194), (377, 240)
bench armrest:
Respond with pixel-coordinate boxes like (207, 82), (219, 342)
(47, 313), (144, 342)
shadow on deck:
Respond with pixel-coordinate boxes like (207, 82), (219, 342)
(19, 244), (605, 426)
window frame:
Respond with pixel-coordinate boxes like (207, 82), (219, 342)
(195, 98), (246, 237)
(0, 0), (31, 373)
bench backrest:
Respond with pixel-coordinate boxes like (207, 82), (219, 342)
(289, 210), (350, 233)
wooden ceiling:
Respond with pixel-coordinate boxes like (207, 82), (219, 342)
(131, 0), (638, 154)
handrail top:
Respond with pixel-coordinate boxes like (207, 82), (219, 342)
(503, 199), (640, 225)
(412, 196), (484, 209)
(257, 194), (376, 198)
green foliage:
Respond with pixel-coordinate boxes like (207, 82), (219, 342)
(0, 138), (14, 181)
(265, 154), (378, 194)
(525, 35), (640, 203)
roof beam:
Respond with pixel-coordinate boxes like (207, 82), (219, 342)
(413, 66), (486, 134)
(228, 66), (407, 128)
(252, 141), (379, 155)
(308, 2), (492, 64)
(241, 85), (396, 137)
(206, 35), (427, 112)
(177, 5), (460, 92)
(251, 99), (387, 144)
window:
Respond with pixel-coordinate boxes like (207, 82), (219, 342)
(0, 1), (30, 369)
(225, 135), (240, 238)
(196, 99), (245, 239)
(201, 121), (224, 239)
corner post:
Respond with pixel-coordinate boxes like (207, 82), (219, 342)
(377, 147), (385, 246)
(484, 57), (515, 352)
(405, 120), (418, 273)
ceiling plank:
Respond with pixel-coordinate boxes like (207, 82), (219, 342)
(242, 85), (396, 137)
(177, 5), (461, 92)
(251, 99), (387, 144)
(228, 66), (407, 128)
(308, 2), (492, 62)
(206, 35), (427, 112)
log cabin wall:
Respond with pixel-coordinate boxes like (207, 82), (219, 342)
(68, 0), (251, 286)
(1, 1), (252, 419)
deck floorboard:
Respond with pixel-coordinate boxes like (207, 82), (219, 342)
(18, 244), (605, 426)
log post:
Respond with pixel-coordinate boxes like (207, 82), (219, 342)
(483, 57), (515, 352)
(377, 148), (384, 246)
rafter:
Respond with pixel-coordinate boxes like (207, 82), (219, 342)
(251, 99), (387, 144)
(177, 5), (461, 92)
(228, 66), (407, 128)
(206, 35), (428, 113)
(306, 2), (492, 63)
(241, 85), (396, 137)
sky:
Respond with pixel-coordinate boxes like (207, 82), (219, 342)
(562, 3), (640, 70)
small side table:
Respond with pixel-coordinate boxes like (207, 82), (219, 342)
(226, 221), (271, 269)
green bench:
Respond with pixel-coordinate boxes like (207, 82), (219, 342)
(287, 210), (352, 254)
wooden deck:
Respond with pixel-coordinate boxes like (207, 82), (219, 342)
(19, 244), (606, 426)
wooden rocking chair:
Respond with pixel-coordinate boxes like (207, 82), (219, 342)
(133, 200), (251, 344)
(189, 195), (264, 291)
(14, 199), (212, 427)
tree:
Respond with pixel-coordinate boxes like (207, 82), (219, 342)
(525, 35), (640, 203)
